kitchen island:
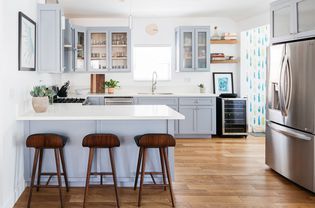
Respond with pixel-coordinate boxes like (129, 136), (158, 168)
(17, 104), (184, 187)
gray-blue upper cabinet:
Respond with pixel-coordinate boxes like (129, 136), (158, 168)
(86, 27), (131, 72)
(109, 28), (131, 72)
(73, 25), (87, 72)
(37, 4), (64, 73)
(175, 26), (210, 72)
(87, 28), (109, 72)
(271, 0), (315, 44)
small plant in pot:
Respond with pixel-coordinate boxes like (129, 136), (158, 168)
(30, 85), (53, 113)
(198, 84), (206, 93)
(104, 79), (120, 94)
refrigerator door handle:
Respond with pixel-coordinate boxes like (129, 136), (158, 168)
(279, 55), (287, 116)
(285, 57), (293, 114)
(267, 121), (312, 141)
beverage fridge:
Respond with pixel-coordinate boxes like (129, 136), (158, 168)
(266, 38), (315, 192)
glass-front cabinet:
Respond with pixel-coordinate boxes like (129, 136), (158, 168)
(87, 29), (108, 71)
(176, 26), (210, 72)
(181, 29), (194, 70)
(271, 0), (315, 44)
(74, 26), (86, 72)
(110, 31), (129, 71)
(195, 29), (208, 70)
(86, 28), (130, 72)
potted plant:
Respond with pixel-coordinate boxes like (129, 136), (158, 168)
(198, 84), (206, 93)
(104, 79), (120, 94)
(30, 85), (53, 113)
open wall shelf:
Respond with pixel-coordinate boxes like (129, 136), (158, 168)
(210, 60), (239, 64)
(210, 39), (238, 44)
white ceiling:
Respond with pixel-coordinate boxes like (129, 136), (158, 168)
(60, 0), (275, 21)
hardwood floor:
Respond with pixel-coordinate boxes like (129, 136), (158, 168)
(14, 137), (315, 207)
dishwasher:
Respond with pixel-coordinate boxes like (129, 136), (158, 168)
(104, 97), (134, 105)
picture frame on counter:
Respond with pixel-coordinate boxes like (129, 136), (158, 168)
(213, 72), (234, 94)
(18, 11), (36, 71)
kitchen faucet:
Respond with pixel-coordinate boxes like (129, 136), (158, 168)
(152, 71), (158, 94)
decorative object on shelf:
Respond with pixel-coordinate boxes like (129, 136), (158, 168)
(30, 85), (53, 113)
(211, 53), (238, 64)
(222, 32), (237, 40)
(145, 23), (159, 36)
(18, 12), (36, 71)
(104, 79), (120, 94)
(90, 74), (105, 93)
(211, 26), (221, 40)
(198, 84), (206, 93)
(213, 72), (234, 94)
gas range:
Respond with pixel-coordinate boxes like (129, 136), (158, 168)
(53, 97), (86, 103)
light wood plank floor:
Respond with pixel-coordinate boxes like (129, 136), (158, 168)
(14, 137), (315, 207)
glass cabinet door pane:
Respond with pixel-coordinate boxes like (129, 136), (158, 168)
(297, 0), (315, 33)
(76, 32), (85, 70)
(111, 32), (128, 70)
(90, 32), (107, 70)
(273, 5), (291, 37)
(197, 31), (207, 69)
(183, 32), (193, 69)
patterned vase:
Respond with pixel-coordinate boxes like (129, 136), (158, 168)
(32, 97), (49, 113)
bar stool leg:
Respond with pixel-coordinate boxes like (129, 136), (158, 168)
(138, 148), (147, 207)
(36, 149), (43, 192)
(83, 148), (94, 208)
(27, 149), (40, 208)
(59, 148), (69, 192)
(159, 148), (167, 191)
(134, 147), (143, 190)
(109, 148), (120, 208)
(54, 149), (64, 208)
(162, 148), (175, 207)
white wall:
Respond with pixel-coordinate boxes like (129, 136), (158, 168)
(0, 1), (60, 207)
(238, 12), (270, 32)
(62, 17), (240, 94)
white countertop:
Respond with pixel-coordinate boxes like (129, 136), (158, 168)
(17, 104), (185, 121)
(84, 92), (218, 98)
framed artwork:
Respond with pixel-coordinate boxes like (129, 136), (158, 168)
(18, 12), (36, 71)
(213, 72), (234, 94)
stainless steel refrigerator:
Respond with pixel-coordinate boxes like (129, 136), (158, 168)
(266, 39), (315, 192)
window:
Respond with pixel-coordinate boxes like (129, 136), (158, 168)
(133, 46), (171, 81)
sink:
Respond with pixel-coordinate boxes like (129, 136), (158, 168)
(137, 92), (173, 95)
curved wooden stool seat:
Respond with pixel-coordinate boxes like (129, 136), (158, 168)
(134, 134), (176, 207)
(82, 134), (120, 208)
(82, 133), (120, 148)
(26, 133), (67, 148)
(26, 134), (69, 208)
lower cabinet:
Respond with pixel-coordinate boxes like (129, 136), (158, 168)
(178, 105), (215, 135)
(137, 97), (216, 136)
(178, 106), (195, 134)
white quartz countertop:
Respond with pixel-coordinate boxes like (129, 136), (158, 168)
(79, 92), (218, 98)
(17, 104), (185, 121)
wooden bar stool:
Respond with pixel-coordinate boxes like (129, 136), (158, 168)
(26, 133), (69, 208)
(82, 134), (120, 208)
(134, 134), (176, 207)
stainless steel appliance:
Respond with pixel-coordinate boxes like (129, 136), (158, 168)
(83, 97), (134, 105)
(266, 38), (315, 192)
(104, 97), (134, 105)
(216, 97), (248, 137)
